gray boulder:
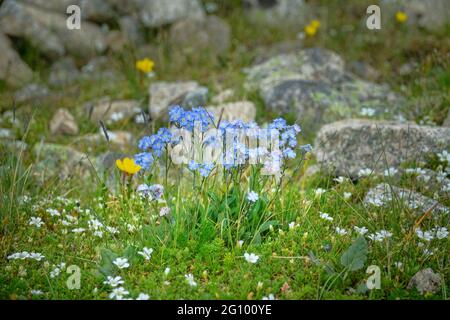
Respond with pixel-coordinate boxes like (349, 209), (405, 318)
(407, 268), (442, 295)
(169, 15), (231, 55)
(33, 142), (91, 180)
(14, 83), (51, 104)
(0, 32), (33, 87)
(139, 0), (204, 27)
(149, 81), (208, 120)
(314, 119), (450, 178)
(244, 0), (308, 26)
(48, 57), (80, 87)
(85, 99), (142, 124)
(0, 0), (107, 59)
(244, 48), (400, 132)
(207, 101), (257, 122)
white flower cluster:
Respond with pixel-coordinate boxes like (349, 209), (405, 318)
(368, 230), (393, 242)
(416, 227), (448, 241)
(7, 251), (45, 261)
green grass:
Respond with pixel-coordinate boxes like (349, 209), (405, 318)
(0, 1), (449, 300)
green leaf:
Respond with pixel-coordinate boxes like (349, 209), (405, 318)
(98, 248), (118, 277)
(340, 237), (368, 271)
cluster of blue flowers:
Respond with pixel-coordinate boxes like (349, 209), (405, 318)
(135, 106), (311, 175)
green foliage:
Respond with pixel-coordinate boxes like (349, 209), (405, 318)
(340, 237), (368, 272)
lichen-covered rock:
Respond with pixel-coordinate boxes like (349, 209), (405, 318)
(33, 143), (91, 180)
(0, 32), (33, 87)
(149, 81), (208, 120)
(0, 0), (107, 59)
(314, 119), (450, 178)
(244, 0), (308, 26)
(364, 183), (449, 216)
(244, 48), (401, 132)
(407, 268), (442, 295)
(85, 99), (142, 124)
(119, 15), (145, 47)
(77, 130), (133, 151)
(207, 101), (257, 122)
(169, 15), (231, 55)
(50, 108), (79, 136)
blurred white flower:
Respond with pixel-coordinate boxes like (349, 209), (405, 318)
(113, 257), (129, 269)
(244, 252), (259, 264)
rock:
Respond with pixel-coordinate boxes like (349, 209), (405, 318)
(0, 32), (33, 87)
(80, 56), (120, 82)
(443, 110), (450, 127)
(169, 15), (231, 55)
(0, 0), (107, 59)
(48, 57), (80, 87)
(253, 41), (303, 65)
(85, 99), (141, 124)
(14, 83), (51, 104)
(49, 108), (79, 136)
(139, 0), (204, 28)
(348, 61), (380, 81)
(77, 130), (133, 150)
(18, 0), (116, 23)
(149, 81), (208, 120)
(244, 48), (400, 132)
(119, 15), (145, 47)
(407, 268), (442, 294)
(33, 143), (91, 179)
(398, 61), (418, 76)
(314, 119), (450, 178)
(244, 0), (308, 26)
(105, 30), (128, 53)
(207, 101), (257, 122)
(212, 89), (235, 104)
(382, 0), (450, 31)
(183, 87), (209, 108)
(364, 183), (449, 216)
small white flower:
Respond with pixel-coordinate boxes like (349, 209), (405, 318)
(262, 294), (276, 300)
(335, 227), (348, 236)
(164, 267), (171, 276)
(93, 230), (103, 238)
(368, 230), (392, 242)
(435, 227), (448, 239)
(354, 226), (368, 236)
(29, 217), (44, 228)
(319, 212), (333, 221)
(247, 191), (259, 202)
(159, 206), (171, 217)
(360, 107), (376, 117)
(88, 219), (103, 230)
(31, 290), (44, 295)
(109, 287), (129, 300)
(358, 168), (373, 177)
(384, 167), (398, 177)
(314, 188), (326, 197)
(72, 228), (86, 234)
(136, 293), (150, 300)
(394, 261), (403, 270)
(106, 226), (119, 235)
(416, 228), (434, 242)
(113, 257), (130, 269)
(127, 224), (136, 233)
(103, 276), (124, 288)
(237, 240), (244, 248)
(288, 222), (298, 230)
(343, 192), (352, 200)
(185, 274), (197, 287)
(244, 252), (259, 264)
(333, 176), (346, 184)
(138, 247), (154, 261)
(50, 267), (61, 278)
(46, 209), (60, 217)
(29, 252), (45, 261)
(437, 150), (450, 163)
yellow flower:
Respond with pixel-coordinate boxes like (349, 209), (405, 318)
(396, 11), (408, 23)
(305, 24), (318, 37)
(310, 20), (321, 28)
(136, 58), (154, 74)
(116, 157), (141, 175)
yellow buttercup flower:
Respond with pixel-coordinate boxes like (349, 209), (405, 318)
(116, 157), (141, 175)
(136, 58), (154, 74)
(310, 20), (321, 29)
(305, 24), (318, 37)
(396, 11), (408, 23)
